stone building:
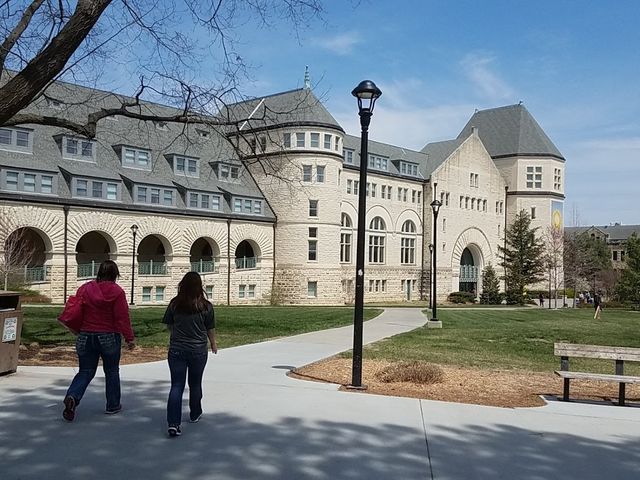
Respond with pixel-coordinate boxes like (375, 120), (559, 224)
(0, 80), (566, 304)
(565, 224), (640, 270)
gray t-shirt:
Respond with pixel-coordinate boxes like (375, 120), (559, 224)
(163, 302), (215, 352)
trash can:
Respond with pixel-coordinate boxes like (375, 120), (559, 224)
(0, 291), (23, 375)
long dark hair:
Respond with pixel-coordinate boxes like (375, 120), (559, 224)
(96, 260), (120, 282)
(171, 271), (210, 313)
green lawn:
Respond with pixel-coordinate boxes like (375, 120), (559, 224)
(21, 306), (383, 348)
(359, 308), (640, 374)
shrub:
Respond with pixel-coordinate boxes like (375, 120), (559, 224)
(377, 361), (445, 384)
(447, 291), (475, 304)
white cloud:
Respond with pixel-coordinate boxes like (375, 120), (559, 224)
(315, 33), (362, 55)
(460, 52), (515, 101)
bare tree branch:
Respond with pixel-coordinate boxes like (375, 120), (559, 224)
(0, 0), (45, 71)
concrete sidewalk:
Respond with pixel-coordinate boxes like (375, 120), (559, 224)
(1, 308), (639, 479)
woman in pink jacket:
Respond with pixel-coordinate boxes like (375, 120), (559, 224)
(62, 260), (135, 422)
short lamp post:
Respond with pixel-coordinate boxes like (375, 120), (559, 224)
(428, 243), (434, 310)
(350, 80), (382, 389)
(130, 224), (138, 305)
(430, 200), (442, 325)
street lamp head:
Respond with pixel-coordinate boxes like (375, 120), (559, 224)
(428, 243), (434, 254)
(352, 80), (382, 114)
(130, 224), (139, 235)
(430, 199), (442, 216)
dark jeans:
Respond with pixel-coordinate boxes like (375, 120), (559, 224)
(167, 348), (208, 426)
(66, 332), (122, 410)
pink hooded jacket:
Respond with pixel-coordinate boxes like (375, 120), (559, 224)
(76, 280), (135, 343)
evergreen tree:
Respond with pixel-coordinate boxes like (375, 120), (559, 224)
(616, 233), (640, 305)
(480, 263), (501, 304)
(499, 210), (545, 304)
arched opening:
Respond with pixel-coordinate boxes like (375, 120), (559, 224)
(340, 213), (353, 264)
(3, 227), (48, 284)
(138, 235), (168, 275)
(235, 240), (257, 269)
(190, 238), (219, 273)
(76, 231), (113, 278)
(368, 216), (386, 264)
(459, 247), (478, 294)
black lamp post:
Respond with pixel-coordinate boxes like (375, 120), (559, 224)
(430, 200), (442, 322)
(130, 224), (138, 305)
(350, 79), (382, 389)
(428, 243), (434, 310)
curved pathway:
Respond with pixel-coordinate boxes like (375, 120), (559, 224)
(1, 308), (639, 479)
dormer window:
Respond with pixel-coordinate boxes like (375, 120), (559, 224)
(196, 128), (210, 138)
(368, 154), (388, 171)
(173, 155), (199, 177)
(400, 161), (419, 176)
(154, 121), (168, 131)
(0, 127), (33, 153)
(62, 136), (96, 162)
(120, 146), (151, 170)
(344, 149), (354, 164)
(218, 163), (240, 181)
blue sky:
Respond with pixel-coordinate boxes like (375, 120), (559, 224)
(102, 1), (640, 226)
(225, 0), (640, 226)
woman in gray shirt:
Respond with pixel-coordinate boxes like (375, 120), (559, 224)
(163, 272), (217, 437)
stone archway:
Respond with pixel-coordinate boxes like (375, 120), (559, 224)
(451, 228), (493, 297)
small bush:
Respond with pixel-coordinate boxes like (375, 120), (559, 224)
(377, 361), (445, 384)
(447, 291), (475, 304)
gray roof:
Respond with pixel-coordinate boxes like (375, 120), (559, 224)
(342, 134), (427, 181)
(0, 80), (275, 220)
(222, 88), (344, 133)
(566, 225), (640, 242)
(420, 139), (465, 177)
(457, 104), (564, 160)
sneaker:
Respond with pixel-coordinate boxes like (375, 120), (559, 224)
(190, 413), (202, 423)
(105, 405), (122, 415)
(63, 396), (76, 422)
(168, 425), (182, 437)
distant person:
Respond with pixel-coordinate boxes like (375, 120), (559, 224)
(164, 272), (217, 437)
(539, 293), (545, 308)
(594, 292), (603, 320)
(62, 260), (135, 422)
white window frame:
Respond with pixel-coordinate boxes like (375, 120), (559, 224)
(173, 155), (199, 177)
(122, 147), (151, 170)
(0, 127), (33, 153)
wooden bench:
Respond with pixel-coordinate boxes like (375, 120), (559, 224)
(554, 342), (640, 406)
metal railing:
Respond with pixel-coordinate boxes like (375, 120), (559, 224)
(459, 264), (479, 282)
(77, 261), (100, 279)
(235, 256), (257, 269)
(23, 265), (48, 283)
(190, 260), (216, 274)
(138, 261), (168, 276)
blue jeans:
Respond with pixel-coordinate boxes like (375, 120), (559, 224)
(167, 348), (208, 426)
(66, 332), (122, 410)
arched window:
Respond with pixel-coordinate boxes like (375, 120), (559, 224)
(368, 216), (385, 264)
(400, 220), (416, 265)
(340, 213), (353, 263)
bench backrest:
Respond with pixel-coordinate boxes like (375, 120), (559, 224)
(554, 343), (640, 362)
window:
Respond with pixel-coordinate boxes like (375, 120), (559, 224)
(63, 137), (96, 161)
(461, 196), (464, 209)
(233, 197), (263, 215)
(310, 133), (320, 148)
(335, 136), (339, 151)
(442, 218), (446, 233)
(247, 284), (256, 298)
(2, 169), (58, 195)
(381, 185), (387, 199)
(370, 183), (376, 197)
(526, 166), (543, 189)
(471, 198), (476, 210)
(106, 183), (118, 200)
(445, 193), (450, 206)
(303, 165), (312, 182)
(400, 162), (419, 176)
(368, 155), (388, 171)
(283, 133), (291, 148)
(217, 163), (241, 181)
(76, 179), (88, 197)
(403, 188), (408, 202)
(386, 186), (392, 200)
(174, 156), (199, 177)
(205, 285), (214, 298)
(259, 136), (267, 152)
(309, 199), (318, 217)
(155, 286), (165, 301)
(5, 171), (18, 190)
(483, 200), (487, 212)
(316, 165), (325, 183)
(346, 179), (352, 194)
(341, 213), (352, 263)
(499, 202), (504, 214)
(134, 185), (176, 207)
(142, 287), (152, 302)
(613, 251), (618, 261)
(122, 147), (150, 169)
(92, 181), (103, 198)
(238, 285), (246, 298)
(465, 197), (469, 209)
(469, 173), (479, 187)
(400, 220), (416, 265)
(296, 132), (305, 147)
(368, 217), (386, 264)
(0, 127), (33, 153)
(344, 149), (354, 164)
(307, 281), (317, 298)
(353, 181), (359, 195)
(308, 227), (318, 261)
(554, 168), (562, 190)
(324, 134), (332, 149)
(40, 175), (53, 194)
(531, 206), (536, 219)
(413, 190), (418, 203)
(23, 174), (36, 192)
